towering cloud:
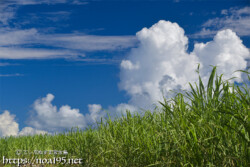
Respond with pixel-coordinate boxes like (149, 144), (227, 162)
(119, 20), (249, 109)
(192, 29), (249, 82)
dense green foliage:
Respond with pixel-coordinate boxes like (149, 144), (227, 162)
(0, 67), (249, 167)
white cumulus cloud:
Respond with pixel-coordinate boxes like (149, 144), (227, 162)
(27, 94), (106, 132)
(115, 103), (138, 115)
(87, 104), (105, 123)
(0, 94), (107, 136)
(121, 60), (140, 70)
(0, 111), (19, 137)
(0, 110), (48, 137)
(119, 20), (249, 110)
(28, 94), (86, 131)
(19, 127), (48, 136)
(192, 29), (249, 82)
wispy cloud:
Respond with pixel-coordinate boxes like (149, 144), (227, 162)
(21, 11), (72, 25)
(0, 73), (23, 77)
(0, 0), (86, 26)
(0, 1), (137, 61)
(0, 28), (38, 46)
(0, 62), (15, 66)
(0, 28), (137, 59)
(0, 0), (72, 27)
(0, 28), (137, 51)
(0, 46), (83, 59)
(3, 0), (86, 6)
(39, 34), (137, 52)
(192, 7), (250, 38)
(0, 2), (17, 26)
(71, 0), (88, 5)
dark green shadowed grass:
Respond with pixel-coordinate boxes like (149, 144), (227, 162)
(0, 67), (249, 167)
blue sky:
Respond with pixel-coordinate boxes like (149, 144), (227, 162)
(0, 0), (249, 136)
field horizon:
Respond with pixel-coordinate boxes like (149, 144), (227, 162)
(0, 67), (249, 167)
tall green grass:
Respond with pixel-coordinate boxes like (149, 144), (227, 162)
(0, 67), (249, 166)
